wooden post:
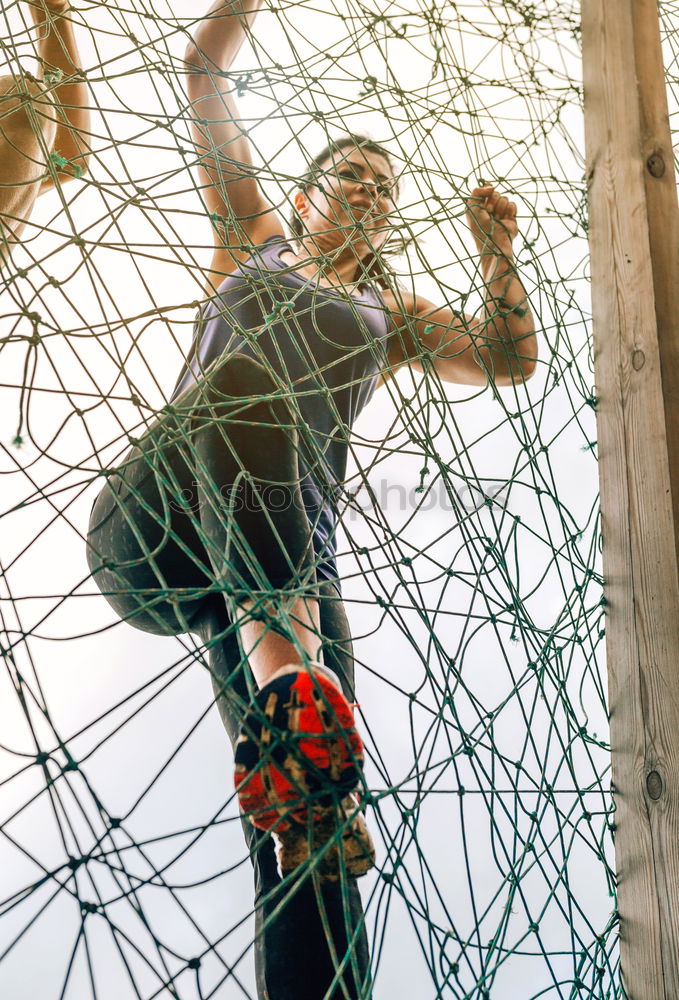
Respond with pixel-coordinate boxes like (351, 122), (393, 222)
(582, 1), (679, 997)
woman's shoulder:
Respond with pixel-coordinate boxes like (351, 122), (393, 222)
(200, 232), (291, 301)
(376, 283), (416, 324)
(202, 223), (289, 296)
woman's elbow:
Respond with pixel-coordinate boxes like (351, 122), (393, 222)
(493, 354), (537, 386)
(519, 356), (537, 381)
(507, 328), (538, 383)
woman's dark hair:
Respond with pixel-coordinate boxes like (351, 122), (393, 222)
(288, 132), (413, 290)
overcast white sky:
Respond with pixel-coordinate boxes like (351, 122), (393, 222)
(0, 2), (616, 997)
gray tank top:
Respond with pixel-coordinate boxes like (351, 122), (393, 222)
(171, 234), (394, 584)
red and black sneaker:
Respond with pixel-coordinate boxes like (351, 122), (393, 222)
(234, 664), (375, 880)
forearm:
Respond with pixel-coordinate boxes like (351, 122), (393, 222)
(187, 0), (267, 74)
(34, 1), (90, 179)
(478, 243), (537, 380)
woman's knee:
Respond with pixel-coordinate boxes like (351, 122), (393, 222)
(85, 461), (212, 638)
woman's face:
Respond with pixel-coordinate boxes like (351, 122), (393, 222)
(294, 146), (397, 251)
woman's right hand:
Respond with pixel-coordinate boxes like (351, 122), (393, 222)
(26, 0), (71, 21)
(465, 184), (519, 255)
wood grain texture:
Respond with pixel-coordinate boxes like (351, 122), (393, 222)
(633, 0), (679, 571)
(582, 0), (679, 997)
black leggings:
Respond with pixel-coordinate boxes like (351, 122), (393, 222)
(86, 355), (371, 1000)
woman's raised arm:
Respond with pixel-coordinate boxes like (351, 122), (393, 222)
(382, 186), (537, 387)
(185, 0), (282, 289)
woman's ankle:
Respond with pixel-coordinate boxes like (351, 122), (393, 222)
(264, 660), (343, 693)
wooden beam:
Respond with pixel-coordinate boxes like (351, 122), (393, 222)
(582, 1), (679, 997)
(633, 0), (679, 559)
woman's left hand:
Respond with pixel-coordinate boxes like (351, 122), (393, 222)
(465, 184), (518, 252)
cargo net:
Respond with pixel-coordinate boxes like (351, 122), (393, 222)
(0, 1), (622, 997)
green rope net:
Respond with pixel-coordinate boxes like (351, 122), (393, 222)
(0, 0), (634, 995)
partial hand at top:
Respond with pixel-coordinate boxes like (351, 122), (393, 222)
(465, 185), (518, 253)
(26, 0), (71, 29)
(28, 0), (71, 8)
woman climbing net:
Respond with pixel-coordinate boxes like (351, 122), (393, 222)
(1, 1), (618, 998)
(85, 4), (535, 995)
